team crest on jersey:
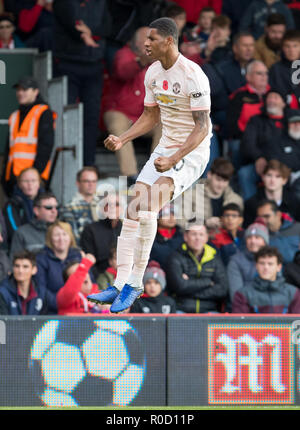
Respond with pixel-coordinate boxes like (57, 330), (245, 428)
(173, 82), (181, 94)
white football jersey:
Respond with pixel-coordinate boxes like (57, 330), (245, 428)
(144, 53), (212, 153)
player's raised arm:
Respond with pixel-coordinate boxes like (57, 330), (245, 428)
(104, 105), (160, 152)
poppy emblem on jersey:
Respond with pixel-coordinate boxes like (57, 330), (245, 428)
(163, 80), (168, 90)
(173, 159), (185, 171)
(173, 82), (181, 94)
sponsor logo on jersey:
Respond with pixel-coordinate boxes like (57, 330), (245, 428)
(156, 94), (176, 105)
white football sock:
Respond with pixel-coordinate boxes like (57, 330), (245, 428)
(114, 218), (139, 291)
(127, 211), (158, 290)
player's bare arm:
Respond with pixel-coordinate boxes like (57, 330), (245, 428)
(104, 105), (160, 152)
(154, 110), (210, 173)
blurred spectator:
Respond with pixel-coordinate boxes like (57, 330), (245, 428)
(150, 203), (183, 272)
(0, 13), (24, 47)
(0, 249), (11, 282)
(240, 0), (294, 40)
(227, 61), (270, 140)
(0, 250), (47, 315)
(210, 203), (245, 266)
(130, 261), (176, 314)
(222, 0), (255, 36)
(96, 245), (116, 290)
(0, 212), (8, 246)
(172, 0), (222, 24)
(202, 15), (231, 62)
(52, 0), (111, 166)
(17, 0), (54, 40)
(60, 166), (101, 244)
(2, 76), (55, 197)
(80, 194), (122, 279)
(165, 4), (187, 39)
(102, 26), (160, 181)
(35, 220), (81, 314)
(254, 13), (287, 69)
(9, 191), (58, 259)
(3, 167), (43, 245)
(232, 245), (300, 313)
(180, 7), (215, 61)
(244, 160), (298, 227)
(178, 158), (243, 231)
(256, 199), (300, 264)
(202, 31), (255, 134)
(57, 253), (108, 315)
(0, 1), (4, 13)
(238, 88), (286, 199)
(227, 218), (269, 303)
(284, 250), (300, 288)
(166, 223), (228, 313)
(269, 30), (300, 108)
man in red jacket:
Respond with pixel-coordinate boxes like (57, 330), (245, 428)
(57, 253), (109, 315)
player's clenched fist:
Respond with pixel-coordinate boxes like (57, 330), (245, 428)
(154, 156), (174, 172)
(104, 135), (123, 151)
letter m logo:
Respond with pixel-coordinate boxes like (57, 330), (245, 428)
(208, 324), (294, 404)
(0, 60), (6, 85)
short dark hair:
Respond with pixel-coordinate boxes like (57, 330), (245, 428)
(76, 166), (100, 182)
(222, 203), (243, 216)
(149, 17), (179, 45)
(33, 191), (57, 208)
(232, 31), (254, 46)
(165, 4), (186, 19)
(266, 13), (286, 27)
(256, 199), (279, 213)
(209, 157), (235, 180)
(282, 29), (300, 44)
(199, 7), (215, 17)
(13, 250), (36, 266)
(255, 245), (283, 264)
(62, 260), (81, 283)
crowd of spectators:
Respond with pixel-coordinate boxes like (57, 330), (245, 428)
(1, 0), (300, 315)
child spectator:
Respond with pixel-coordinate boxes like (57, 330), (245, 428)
(232, 245), (300, 313)
(210, 203), (245, 266)
(203, 15), (232, 61)
(96, 246), (117, 291)
(57, 253), (109, 315)
(130, 261), (176, 314)
(0, 250), (47, 315)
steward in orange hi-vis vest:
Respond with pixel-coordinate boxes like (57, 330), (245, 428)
(3, 93), (56, 197)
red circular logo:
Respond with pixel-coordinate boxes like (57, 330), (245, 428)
(163, 80), (168, 90)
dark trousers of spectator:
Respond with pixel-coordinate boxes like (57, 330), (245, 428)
(54, 59), (103, 166)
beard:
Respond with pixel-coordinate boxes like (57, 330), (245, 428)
(265, 35), (282, 51)
(288, 129), (300, 140)
(266, 106), (282, 116)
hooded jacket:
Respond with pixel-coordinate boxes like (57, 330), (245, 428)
(35, 245), (81, 314)
(166, 243), (228, 313)
(227, 248), (258, 302)
(232, 274), (300, 313)
(9, 218), (49, 260)
(0, 275), (47, 315)
(150, 225), (184, 272)
(269, 56), (300, 108)
(240, 0), (295, 40)
(269, 215), (300, 264)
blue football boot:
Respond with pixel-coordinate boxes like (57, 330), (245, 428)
(87, 286), (119, 305)
(110, 284), (143, 313)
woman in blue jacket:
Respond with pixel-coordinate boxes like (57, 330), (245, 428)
(35, 220), (81, 314)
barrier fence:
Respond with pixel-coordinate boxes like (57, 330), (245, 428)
(0, 315), (299, 407)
